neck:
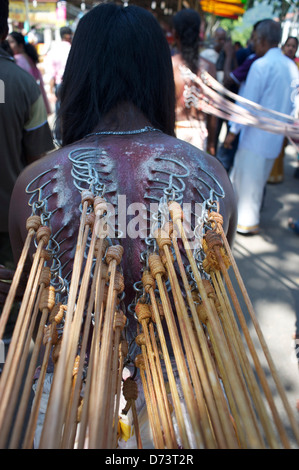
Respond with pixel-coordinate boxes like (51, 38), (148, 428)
(91, 102), (152, 134)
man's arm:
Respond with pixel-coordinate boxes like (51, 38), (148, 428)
(223, 39), (238, 90)
(23, 93), (54, 164)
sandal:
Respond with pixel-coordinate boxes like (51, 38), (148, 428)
(288, 218), (299, 235)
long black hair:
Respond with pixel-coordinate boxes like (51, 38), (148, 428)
(59, 2), (176, 146)
(173, 8), (201, 74)
(0, 0), (9, 38)
(9, 31), (39, 64)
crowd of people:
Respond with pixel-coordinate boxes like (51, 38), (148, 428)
(0, 1), (298, 298)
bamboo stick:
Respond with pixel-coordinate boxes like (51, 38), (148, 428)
(38, 196), (96, 448)
(22, 303), (65, 449)
(215, 218), (299, 445)
(170, 228), (239, 448)
(208, 235), (291, 448)
(22, 311), (58, 449)
(105, 311), (127, 448)
(148, 321), (177, 447)
(137, 336), (166, 448)
(135, 302), (177, 449)
(169, 202), (265, 448)
(158, 245), (217, 449)
(8, 282), (55, 449)
(0, 215), (41, 340)
(88, 244), (124, 448)
(212, 269), (280, 448)
(148, 252), (204, 449)
(135, 354), (161, 448)
(156, 229), (233, 448)
(142, 270), (191, 449)
(0, 247), (47, 442)
(112, 340), (131, 448)
(9, 286), (50, 448)
(61, 238), (106, 449)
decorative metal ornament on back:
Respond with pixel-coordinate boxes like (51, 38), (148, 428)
(0, 145), (299, 450)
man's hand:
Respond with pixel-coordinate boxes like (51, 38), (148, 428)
(223, 132), (237, 149)
(223, 38), (235, 57)
(207, 143), (216, 156)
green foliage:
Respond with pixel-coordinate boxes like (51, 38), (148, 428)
(212, 0), (298, 44)
(245, 0), (297, 20)
(218, 18), (252, 47)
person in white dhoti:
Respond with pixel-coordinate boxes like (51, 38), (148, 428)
(223, 19), (299, 235)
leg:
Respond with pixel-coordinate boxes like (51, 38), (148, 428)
(230, 149), (273, 234)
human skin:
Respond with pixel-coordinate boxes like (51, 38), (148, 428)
(283, 37), (298, 60)
(172, 54), (218, 156)
(8, 118), (237, 310)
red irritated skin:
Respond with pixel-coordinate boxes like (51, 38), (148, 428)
(9, 130), (237, 312)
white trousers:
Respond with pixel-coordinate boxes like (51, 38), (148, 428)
(230, 148), (274, 233)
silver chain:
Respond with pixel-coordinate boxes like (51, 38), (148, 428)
(85, 125), (162, 138)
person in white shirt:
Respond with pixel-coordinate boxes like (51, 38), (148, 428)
(46, 26), (72, 95)
(223, 19), (299, 235)
(45, 26), (73, 143)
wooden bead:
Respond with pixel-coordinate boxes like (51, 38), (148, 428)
(40, 249), (51, 261)
(39, 267), (51, 287)
(113, 310), (127, 330)
(135, 333), (146, 347)
(81, 190), (94, 205)
(39, 285), (56, 311)
(135, 302), (152, 324)
(135, 354), (145, 370)
(154, 228), (172, 250)
(122, 377), (138, 401)
(204, 230), (223, 250)
(105, 245), (124, 265)
(26, 215), (41, 232)
(196, 302), (208, 324)
(36, 226), (51, 246)
(49, 303), (66, 324)
(113, 271), (125, 293)
(168, 201), (183, 222)
(85, 213), (95, 228)
(142, 270), (156, 293)
(148, 253), (166, 279)
(208, 211), (223, 228)
(94, 196), (107, 216)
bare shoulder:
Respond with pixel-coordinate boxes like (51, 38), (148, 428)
(9, 146), (74, 253)
(171, 53), (182, 67)
(161, 135), (237, 242)
(164, 133), (229, 175)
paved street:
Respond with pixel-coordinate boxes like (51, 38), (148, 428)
(229, 142), (299, 448)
